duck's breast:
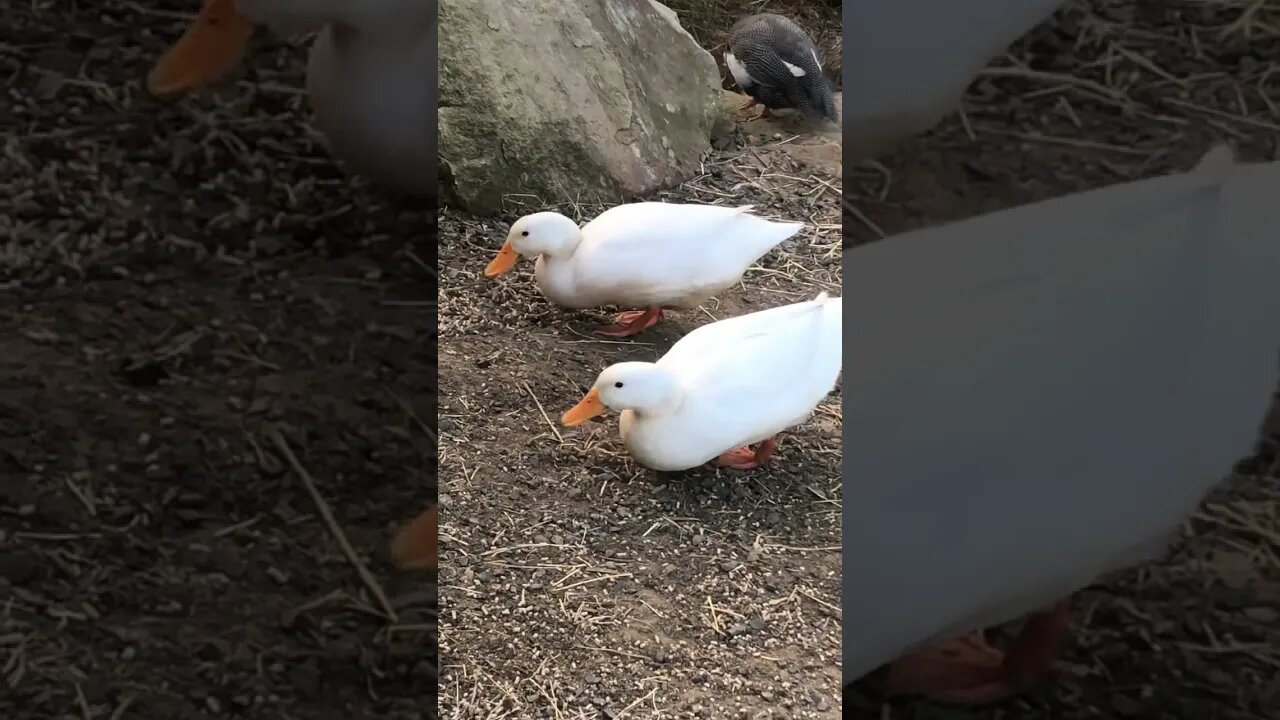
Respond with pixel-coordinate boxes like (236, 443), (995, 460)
(307, 24), (434, 196)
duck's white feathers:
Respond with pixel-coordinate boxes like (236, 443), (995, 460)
(536, 203), (803, 309)
(307, 22), (433, 196)
(620, 293), (842, 470)
(232, 0), (435, 197)
(841, 148), (1280, 683)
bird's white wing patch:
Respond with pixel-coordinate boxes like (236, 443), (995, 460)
(783, 61), (806, 77)
(724, 52), (754, 87)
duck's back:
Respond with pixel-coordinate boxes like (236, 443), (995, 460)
(562, 204), (796, 307)
(840, 152), (1280, 682)
(660, 294), (842, 426)
(842, 0), (1066, 158)
(727, 14), (834, 119)
(307, 20), (434, 197)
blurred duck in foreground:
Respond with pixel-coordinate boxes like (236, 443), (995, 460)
(390, 505), (437, 570)
(843, 0), (1066, 159)
(563, 292), (841, 471)
(485, 203), (803, 338)
(146, 0), (434, 198)
(842, 146), (1280, 704)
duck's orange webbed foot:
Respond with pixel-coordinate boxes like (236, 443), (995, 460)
(881, 601), (1071, 705)
(716, 437), (777, 470)
(594, 306), (664, 338)
(390, 506), (438, 570)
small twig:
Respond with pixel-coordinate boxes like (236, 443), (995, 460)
(74, 683), (91, 720)
(396, 395), (438, 449)
(63, 478), (96, 517)
(842, 198), (885, 240)
(613, 687), (659, 719)
(980, 65), (1130, 101)
(998, 129), (1161, 157)
(108, 696), (135, 720)
(1163, 96), (1280, 133)
(268, 427), (398, 622)
(523, 381), (563, 443)
(552, 572), (632, 593)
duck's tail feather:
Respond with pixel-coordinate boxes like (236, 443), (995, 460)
(1194, 144), (1236, 179)
(815, 291), (842, 321)
(390, 505), (438, 570)
(808, 81), (838, 122)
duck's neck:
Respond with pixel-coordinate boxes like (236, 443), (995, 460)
(628, 377), (687, 421)
(532, 253), (579, 307)
(632, 394), (685, 420)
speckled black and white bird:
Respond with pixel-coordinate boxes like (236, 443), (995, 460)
(725, 13), (837, 122)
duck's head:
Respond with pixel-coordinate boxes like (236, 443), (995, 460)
(562, 362), (680, 426)
(484, 212), (582, 278)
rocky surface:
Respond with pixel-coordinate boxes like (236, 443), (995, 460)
(438, 0), (722, 215)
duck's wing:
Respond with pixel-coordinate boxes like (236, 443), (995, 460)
(728, 16), (819, 90)
(572, 204), (777, 293)
(661, 295), (840, 414)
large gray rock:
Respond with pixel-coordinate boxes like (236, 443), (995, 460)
(439, 0), (721, 215)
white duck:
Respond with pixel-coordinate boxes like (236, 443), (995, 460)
(561, 292), (841, 470)
(484, 203), (804, 338)
(842, 146), (1280, 705)
(843, 0), (1066, 158)
(146, 0), (434, 198)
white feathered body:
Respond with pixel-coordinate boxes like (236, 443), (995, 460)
(235, 0), (435, 197)
(306, 19), (434, 197)
(842, 148), (1280, 683)
(533, 203), (802, 309)
(620, 293), (842, 471)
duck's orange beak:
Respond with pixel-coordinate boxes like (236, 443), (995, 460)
(484, 240), (519, 278)
(390, 506), (438, 570)
(147, 0), (255, 97)
(561, 387), (607, 426)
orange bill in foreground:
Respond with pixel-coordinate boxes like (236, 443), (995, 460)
(147, 0), (255, 96)
(561, 387), (606, 426)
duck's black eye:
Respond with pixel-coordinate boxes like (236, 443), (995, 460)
(521, 231), (529, 236)
(614, 381), (624, 388)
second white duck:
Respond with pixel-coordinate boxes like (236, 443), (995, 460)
(484, 202), (804, 337)
(561, 292), (841, 471)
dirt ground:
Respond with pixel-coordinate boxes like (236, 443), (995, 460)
(1, 2), (436, 719)
(843, 2), (1280, 719)
(4, 0), (1280, 719)
(436, 108), (843, 718)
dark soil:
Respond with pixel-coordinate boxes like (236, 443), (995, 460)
(1, 2), (436, 719)
(844, 1), (1280, 718)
